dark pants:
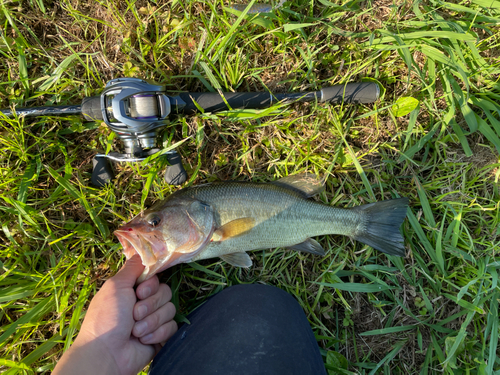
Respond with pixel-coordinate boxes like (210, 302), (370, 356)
(149, 284), (327, 375)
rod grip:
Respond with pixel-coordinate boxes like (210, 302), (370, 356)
(82, 96), (103, 121)
(178, 92), (271, 115)
(320, 82), (380, 104)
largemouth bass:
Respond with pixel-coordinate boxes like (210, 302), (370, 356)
(114, 174), (408, 283)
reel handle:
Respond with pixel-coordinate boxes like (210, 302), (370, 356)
(91, 156), (114, 188)
(91, 150), (188, 187)
(164, 150), (188, 185)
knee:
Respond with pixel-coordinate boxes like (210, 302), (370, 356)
(214, 284), (301, 316)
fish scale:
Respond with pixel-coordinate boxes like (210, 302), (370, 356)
(115, 175), (408, 282)
(169, 182), (363, 261)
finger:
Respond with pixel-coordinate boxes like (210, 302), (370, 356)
(111, 254), (145, 288)
(133, 283), (172, 321)
(139, 320), (178, 345)
(136, 275), (159, 300)
(153, 343), (163, 356)
(133, 301), (176, 338)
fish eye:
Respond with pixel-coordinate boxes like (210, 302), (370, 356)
(147, 215), (161, 227)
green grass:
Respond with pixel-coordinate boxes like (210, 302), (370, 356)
(1, 0), (500, 373)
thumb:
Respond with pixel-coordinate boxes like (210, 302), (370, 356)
(112, 255), (145, 288)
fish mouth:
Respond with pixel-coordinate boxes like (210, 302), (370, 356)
(114, 228), (191, 283)
(114, 217), (214, 283)
(114, 229), (159, 266)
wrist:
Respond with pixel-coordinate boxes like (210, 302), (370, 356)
(53, 334), (120, 375)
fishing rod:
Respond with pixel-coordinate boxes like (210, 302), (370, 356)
(1, 78), (379, 187)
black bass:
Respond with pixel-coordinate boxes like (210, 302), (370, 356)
(114, 174), (408, 282)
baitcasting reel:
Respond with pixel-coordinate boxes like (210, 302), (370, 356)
(1, 77), (380, 187)
(81, 78), (187, 187)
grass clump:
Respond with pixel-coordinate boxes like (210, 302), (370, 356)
(1, 0), (500, 373)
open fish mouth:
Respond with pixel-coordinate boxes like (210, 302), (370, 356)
(114, 229), (160, 267)
(114, 227), (183, 283)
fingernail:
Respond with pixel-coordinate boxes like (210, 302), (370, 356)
(135, 320), (148, 336)
(137, 305), (148, 320)
(141, 287), (151, 299)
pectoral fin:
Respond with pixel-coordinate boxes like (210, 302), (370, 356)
(287, 238), (325, 256)
(211, 218), (256, 242)
(220, 252), (253, 267)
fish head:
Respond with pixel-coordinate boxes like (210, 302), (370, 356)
(114, 199), (215, 283)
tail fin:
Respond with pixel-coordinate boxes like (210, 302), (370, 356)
(352, 198), (409, 256)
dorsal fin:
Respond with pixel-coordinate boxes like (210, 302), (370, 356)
(271, 173), (325, 198)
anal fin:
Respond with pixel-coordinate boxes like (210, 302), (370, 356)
(287, 238), (325, 256)
(220, 252), (253, 268)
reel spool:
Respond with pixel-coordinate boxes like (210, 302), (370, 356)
(129, 94), (159, 119)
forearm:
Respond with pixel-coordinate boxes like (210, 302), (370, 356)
(53, 335), (120, 375)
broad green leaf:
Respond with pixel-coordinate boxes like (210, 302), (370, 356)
(326, 351), (350, 374)
(471, 0), (500, 8)
(326, 351), (348, 369)
(391, 97), (419, 117)
(284, 23), (318, 32)
(0, 359), (31, 371)
(364, 30), (476, 47)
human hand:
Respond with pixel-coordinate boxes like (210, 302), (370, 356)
(53, 255), (177, 375)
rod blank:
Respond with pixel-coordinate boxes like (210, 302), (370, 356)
(1, 105), (82, 118)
